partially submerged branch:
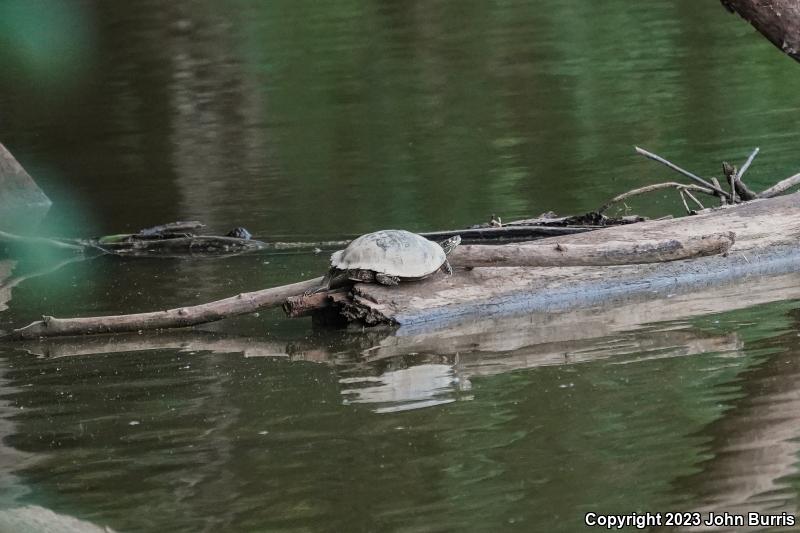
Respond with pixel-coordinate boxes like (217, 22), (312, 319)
(3, 277), (322, 341)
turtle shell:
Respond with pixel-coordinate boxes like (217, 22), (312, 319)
(330, 230), (447, 278)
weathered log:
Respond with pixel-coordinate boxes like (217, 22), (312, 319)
(721, 0), (800, 63)
(283, 233), (734, 319)
(2, 277), (322, 341)
(342, 192), (800, 328)
(759, 172), (800, 198)
(449, 233), (734, 267)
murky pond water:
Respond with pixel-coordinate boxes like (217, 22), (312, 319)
(3, 1), (800, 531)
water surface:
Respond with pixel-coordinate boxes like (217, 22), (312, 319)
(2, 1), (800, 531)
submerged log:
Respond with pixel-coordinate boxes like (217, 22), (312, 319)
(337, 193), (800, 328)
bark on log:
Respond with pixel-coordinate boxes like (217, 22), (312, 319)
(3, 277), (322, 341)
(449, 233), (734, 267)
(721, 0), (800, 63)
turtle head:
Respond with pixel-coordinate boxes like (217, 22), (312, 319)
(439, 235), (461, 255)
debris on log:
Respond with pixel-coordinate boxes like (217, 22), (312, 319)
(2, 277), (322, 341)
(448, 233), (734, 267)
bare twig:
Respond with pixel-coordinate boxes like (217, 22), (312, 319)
(759, 172), (800, 198)
(679, 190), (693, 215)
(635, 147), (732, 199)
(2, 277), (324, 340)
(684, 189), (705, 210)
(726, 166), (739, 203)
(597, 182), (713, 214)
(711, 178), (727, 206)
(737, 147), (759, 180)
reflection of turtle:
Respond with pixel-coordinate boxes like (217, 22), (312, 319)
(308, 230), (461, 294)
(226, 227), (252, 240)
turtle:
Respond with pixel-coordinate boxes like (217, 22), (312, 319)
(308, 229), (461, 294)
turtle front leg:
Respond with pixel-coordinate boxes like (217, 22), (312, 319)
(375, 273), (400, 286)
(441, 259), (453, 275)
(304, 269), (338, 295)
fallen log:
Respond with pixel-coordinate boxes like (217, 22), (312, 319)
(281, 233), (734, 318)
(338, 192), (800, 328)
(2, 230), (735, 338)
(2, 277), (322, 341)
(449, 233), (734, 267)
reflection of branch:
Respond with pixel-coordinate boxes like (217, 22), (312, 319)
(0, 256), (90, 312)
(0, 230), (85, 253)
(0, 255), (89, 292)
(14, 330), (291, 359)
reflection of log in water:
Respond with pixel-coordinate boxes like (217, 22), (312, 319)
(674, 311), (800, 530)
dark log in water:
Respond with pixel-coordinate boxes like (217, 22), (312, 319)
(721, 0), (800, 63)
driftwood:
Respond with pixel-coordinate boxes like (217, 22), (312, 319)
(3, 277), (322, 341)
(338, 192), (800, 328)
(448, 233), (733, 267)
(282, 233), (734, 318)
(759, 172), (800, 199)
(721, 0), (800, 63)
(2, 230), (735, 338)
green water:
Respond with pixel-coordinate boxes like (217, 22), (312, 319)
(2, 1), (800, 531)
